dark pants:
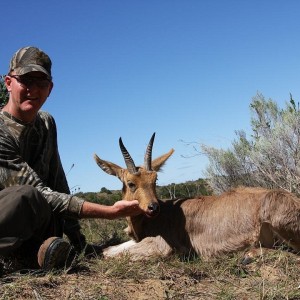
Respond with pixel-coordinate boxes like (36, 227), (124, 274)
(0, 185), (61, 256)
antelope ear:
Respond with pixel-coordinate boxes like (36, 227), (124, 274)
(152, 149), (174, 171)
(94, 154), (122, 177)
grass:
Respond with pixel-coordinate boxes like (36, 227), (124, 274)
(1, 218), (300, 299)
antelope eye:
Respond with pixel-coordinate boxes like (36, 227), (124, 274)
(127, 181), (136, 190)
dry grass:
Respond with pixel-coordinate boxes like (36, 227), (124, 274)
(1, 218), (300, 300)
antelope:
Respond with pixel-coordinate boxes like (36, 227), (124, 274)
(94, 133), (300, 261)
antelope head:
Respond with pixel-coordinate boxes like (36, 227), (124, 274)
(94, 133), (174, 217)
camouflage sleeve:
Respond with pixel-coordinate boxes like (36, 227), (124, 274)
(0, 116), (84, 219)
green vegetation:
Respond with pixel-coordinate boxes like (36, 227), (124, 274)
(0, 76), (8, 107)
(202, 93), (300, 195)
(157, 178), (212, 199)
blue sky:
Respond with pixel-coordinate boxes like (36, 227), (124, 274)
(1, 1), (300, 192)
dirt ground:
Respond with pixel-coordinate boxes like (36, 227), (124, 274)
(1, 250), (300, 300)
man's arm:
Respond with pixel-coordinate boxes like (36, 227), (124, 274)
(79, 200), (142, 219)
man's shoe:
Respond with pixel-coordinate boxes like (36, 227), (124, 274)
(37, 237), (71, 270)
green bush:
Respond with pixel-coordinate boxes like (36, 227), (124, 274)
(202, 93), (300, 195)
(0, 76), (9, 106)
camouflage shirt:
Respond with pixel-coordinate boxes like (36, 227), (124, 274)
(0, 110), (84, 218)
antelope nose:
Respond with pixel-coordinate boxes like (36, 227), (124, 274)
(148, 202), (160, 214)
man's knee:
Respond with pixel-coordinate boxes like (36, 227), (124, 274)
(13, 185), (43, 200)
(0, 185), (51, 223)
(16, 185), (51, 215)
(0, 185), (41, 200)
(0, 186), (53, 252)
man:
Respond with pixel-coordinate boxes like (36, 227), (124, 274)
(0, 46), (142, 271)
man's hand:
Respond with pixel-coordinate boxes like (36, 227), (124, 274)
(112, 200), (143, 218)
(79, 200), (143, 219)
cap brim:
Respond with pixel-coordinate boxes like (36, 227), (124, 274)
(15, 64), (52, 79)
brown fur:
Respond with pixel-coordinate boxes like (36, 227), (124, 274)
(94, 145), (300, 260)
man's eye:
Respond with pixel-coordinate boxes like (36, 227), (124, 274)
(22, 78), (33, 85)
(22, 77), (50, 88)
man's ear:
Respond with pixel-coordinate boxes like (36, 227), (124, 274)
(4, 76), (12, 92)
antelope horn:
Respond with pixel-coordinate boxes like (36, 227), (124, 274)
(119, 137), (138, 174)
(144, 132), (156, 171)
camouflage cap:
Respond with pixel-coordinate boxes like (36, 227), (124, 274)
(9, 46), (52, 80)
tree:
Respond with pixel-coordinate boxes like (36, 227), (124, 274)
(0, 75), (9, 106)
(157, 179), (211, 199)
(100, 187), (112, 194)
(201, 93), (300, 195)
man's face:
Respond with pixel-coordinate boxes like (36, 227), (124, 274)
(5, 71), (53, 122)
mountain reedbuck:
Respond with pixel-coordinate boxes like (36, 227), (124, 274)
(94, 133), (300, 261)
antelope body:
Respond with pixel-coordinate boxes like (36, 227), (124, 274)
(94, 134), (300, 260)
